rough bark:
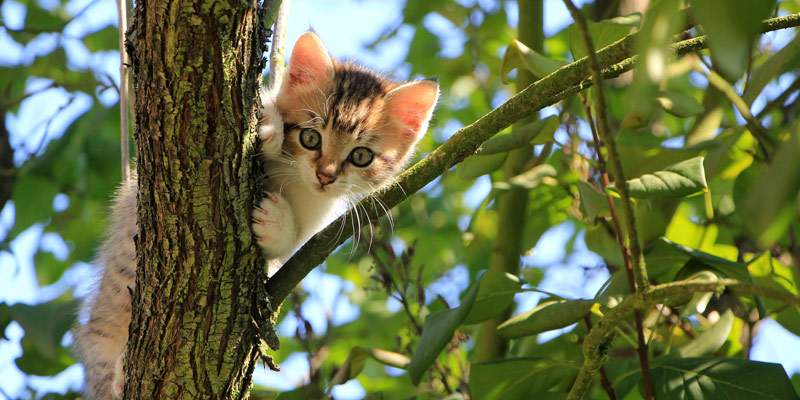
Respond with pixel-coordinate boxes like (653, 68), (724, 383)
(124, 1), (280, 398)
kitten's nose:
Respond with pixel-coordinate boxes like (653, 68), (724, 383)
(316, 172), (336, 186)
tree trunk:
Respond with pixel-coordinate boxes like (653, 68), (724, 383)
(124, 1), (280, 398)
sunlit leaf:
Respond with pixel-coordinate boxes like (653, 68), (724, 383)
(500, 40), (566, 84)
(463, 270), (523, 325)
(568, 13), (640, 61)
(457, 152), (507, 180)
(690, 0), (778, 81)
(744, 127), (800, 245)
(678, 309), (735, 357)
(656, 91), (705, 117)
(470, 358), (577, 400)
(623, 157), (708, 199)
(496, 299), (594, 339)
(477, 116), (558, 155)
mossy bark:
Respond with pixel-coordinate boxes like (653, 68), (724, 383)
(124, 1), (280, 398)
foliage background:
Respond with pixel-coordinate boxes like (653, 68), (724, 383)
(1, 0), (800, 399)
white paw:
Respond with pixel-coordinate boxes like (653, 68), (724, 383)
(112, 355), (124, 398)
(252, 192), (297, 258)
(258, 89), (284, 157)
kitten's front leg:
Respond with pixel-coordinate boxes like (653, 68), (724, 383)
(258, 88), (284, 157)
(252, 192), (297, 259)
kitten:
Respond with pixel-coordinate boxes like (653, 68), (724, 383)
(76, 30), (438, 399)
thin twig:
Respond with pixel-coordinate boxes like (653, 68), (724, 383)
(563, 1), (653, 398)
(117, 0), (130, 181)
(268, 0), (290, 90)
(693, 64), (774, 161)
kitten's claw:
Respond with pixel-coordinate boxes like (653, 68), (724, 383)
(252, 192), (296, 258)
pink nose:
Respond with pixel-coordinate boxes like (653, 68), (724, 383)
(316, 172), (336, 186)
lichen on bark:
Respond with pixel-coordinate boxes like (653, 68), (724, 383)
(124, 1), (281, 398)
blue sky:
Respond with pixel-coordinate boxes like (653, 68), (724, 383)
(1, 0), (799, 399)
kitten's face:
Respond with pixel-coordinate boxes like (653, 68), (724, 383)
(273, 32), (438, 198)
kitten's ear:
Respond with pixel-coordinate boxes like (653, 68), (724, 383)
(284, 31), (334, 90)
(384, 80), (439, 143)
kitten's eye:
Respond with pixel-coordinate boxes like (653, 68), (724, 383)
(300, 128), (321, 150)
(349, 147), (374, 167)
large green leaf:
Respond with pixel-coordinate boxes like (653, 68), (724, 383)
(462, 270), (523, 325)
(500, 40), (566, 84)
(690, 0), (778, 81)
(477, 116), (558, 155)
(677, 309), (734, 357)
(743, 35), (800, 105)
(651, 358), (799, 399)
(330, 347), (410, 386)
(496, 299), (594, 339)
(11, 296), (78, 376)
(629, 0), (682, 120)
(656, 91), (705, 118)
(408, 269), (518, 384)
(624, 157), (707, 199)
(744, 127), (800, 245)
(407, 272), (481, 385)
(457, 152), (507, 180)
(83, 25), (120, 53)
(470, 358), (577, 400)
(8, 171), (59, 238)
(568, 13), (640, 61)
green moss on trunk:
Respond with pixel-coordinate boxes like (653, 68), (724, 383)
(125, 1), (279, 398)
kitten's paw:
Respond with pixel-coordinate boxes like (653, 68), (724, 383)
(258, 90), (284, 157)
(252, 192), (297, 258)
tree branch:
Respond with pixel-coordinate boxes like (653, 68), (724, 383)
(265, 12), (800, 306)
(567, 278), (800, 399)
(562, 0), (652, 397)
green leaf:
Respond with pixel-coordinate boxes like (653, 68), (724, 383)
(16, 335), (74, 376)
(585, 224), (624, 268)
(493, 164), (557, 191)
(463, 270), (523, 325)
(624, 157), (708, 199)
(331, 347), (411, 386)
(656, 91), (705, 117)
(8, 171), (60, 239)
(689, 0), (778, 80)
(11, 296), (78, 376)
(10, 296), (78, 361)
(470, 358), (577, 400)
(677, 309), (734, 357)
(744, 127), (800, 246)
(500, 40), (566, 84)
(629, 0), (682, 119)
(568, 13), (640, 61)
(477, 116), (559, 155)
(83, 25), (120, 53)
(577, 180), (609, 221)
(743, 35), (800, 105)
(496, 299), (594, 339)
(457, 152), (507, 180)
(0, 303), (12, 340)
(407, 271), (482, 385)
(651, 358), (799, 399)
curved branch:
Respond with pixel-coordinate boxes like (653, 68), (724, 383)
(265, 13), (800, 305)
